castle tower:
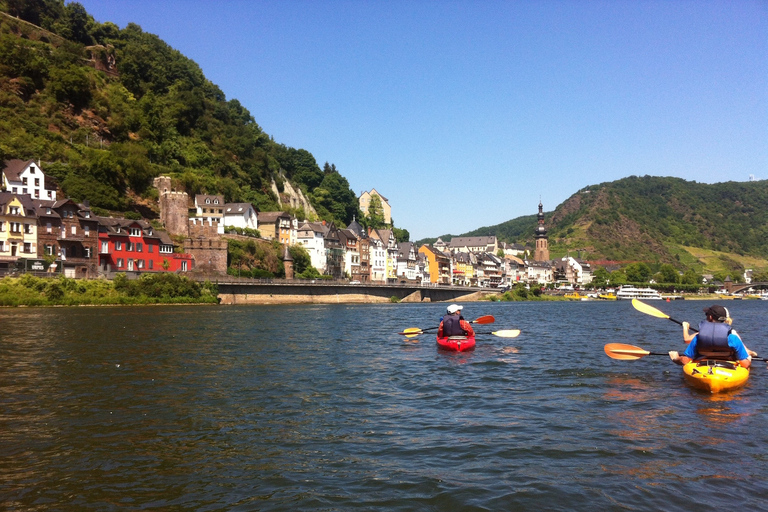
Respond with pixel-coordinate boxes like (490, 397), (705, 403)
(533, 200), (549, 262)
(154, 176), (190, 237)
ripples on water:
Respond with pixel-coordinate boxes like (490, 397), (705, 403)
(1, 301), (766, 510)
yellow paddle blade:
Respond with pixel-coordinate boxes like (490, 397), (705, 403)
(631, 298), (670, 319)
(491, 329), (521, 338)
(398, 327), (424, 338)
(604, 343), (650, 360)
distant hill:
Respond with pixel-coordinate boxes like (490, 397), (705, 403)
(0, 3), (359, 227)
(423, 176), (768, 273)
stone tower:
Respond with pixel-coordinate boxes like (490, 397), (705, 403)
(283, 245), (294, 280)
(154, 176), (190, 237)
(533, 200), (549, 262)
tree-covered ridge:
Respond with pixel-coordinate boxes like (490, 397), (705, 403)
(0, 0), (362, 228)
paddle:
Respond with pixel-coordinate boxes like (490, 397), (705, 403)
(404, 329), (521, 342)
(479, 329), (521, 338)
(631, 298), (698, 333)
(604, 343), (768, 362)
(398, 315), (495, 337)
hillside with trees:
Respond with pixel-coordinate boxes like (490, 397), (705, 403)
(0, 0), (370, 230)
(450, 176), (768, 280)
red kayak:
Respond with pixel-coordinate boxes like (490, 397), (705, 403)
(436, 335), (476, 352)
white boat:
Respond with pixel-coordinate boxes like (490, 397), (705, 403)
(615, 286), (663, 300)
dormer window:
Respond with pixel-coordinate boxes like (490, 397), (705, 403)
(214, 199), (219, 204)
(30, 166), (36, 173)
(206, 198), (210, 204)
(46, 208), (52, 214)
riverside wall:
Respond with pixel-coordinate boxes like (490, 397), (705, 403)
(214, 281), (490, 305)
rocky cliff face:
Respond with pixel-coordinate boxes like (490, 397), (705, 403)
(271, 178), (318, 217)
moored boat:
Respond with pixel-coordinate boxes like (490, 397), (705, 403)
(615, 285), (663, 300)
(436, 335), (476, 352)
(682, 359), (749, 393)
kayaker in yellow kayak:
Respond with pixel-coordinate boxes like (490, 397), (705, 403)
(669, 305), (752, 368)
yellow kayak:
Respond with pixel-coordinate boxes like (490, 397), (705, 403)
(682, 360), (749, 394)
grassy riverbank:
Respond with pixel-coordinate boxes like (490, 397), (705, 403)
(0, 274), (218, 307)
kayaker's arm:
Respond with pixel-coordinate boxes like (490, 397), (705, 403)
(682, 322), (696, 344)
(668, 351), (690, 366)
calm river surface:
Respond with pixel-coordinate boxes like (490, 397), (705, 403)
(1, 300), (767, 511)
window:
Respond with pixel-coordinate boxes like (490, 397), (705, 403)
(10, 222), (21, 233)
(22, 177), (28, 185)
(30, 166), (35, 173)
(23, 243), (31, 253)
(130, 227), (140, 236)
(117, 258), (124, 268)
(34, 190), (39, 198)
(47, 191), (52, 198)
(127, 242), (134, 251)
(0, 223), (5, 232)
(84, 226), (89, 237)
(10, 206), (19, 215)
(181, 261), (188, 271)
(137, 243), (142, 252)
(45, 244), (54, 255)
(34, 178), (39, 186)
(85, 247), (91, 258)
(137, 259), (144, 269)
(24, 224), (32, 234)
(12, 187), (17, 193)
(101, 241), (108, 253)
(71, 225), (76, 235)
(148, 244), (153, 253)
(148, 260), (153, 269)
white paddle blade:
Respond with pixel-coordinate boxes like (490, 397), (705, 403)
(491, 329), (521, 338)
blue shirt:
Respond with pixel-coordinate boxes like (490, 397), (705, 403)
(683, 332), (750, 361)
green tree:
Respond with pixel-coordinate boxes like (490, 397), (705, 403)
(681, 269), (702, 285)
(624, 262), (651, 283)
(366, 194), (386, 229)
(591, 266), (610, 288)
(657, 264), (679, 284)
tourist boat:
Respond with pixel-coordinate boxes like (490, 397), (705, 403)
(436, 335), (476, 352)
(682, 359), (749, 393)
(564, 292), (583, 300)
(598, 292), (617, 300)
(615, 286), (663, 300)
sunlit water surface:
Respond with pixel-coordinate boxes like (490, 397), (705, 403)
(1, 300), (767, 511)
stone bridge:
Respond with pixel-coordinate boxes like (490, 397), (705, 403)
(725, 281), (768, 295)
(202, 277), (492, 305)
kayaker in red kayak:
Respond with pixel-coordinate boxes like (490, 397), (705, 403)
(437, 304), (475, 338)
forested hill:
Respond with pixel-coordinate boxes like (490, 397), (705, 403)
(445, 176), (768, 266)
(0, 1), (358, 226)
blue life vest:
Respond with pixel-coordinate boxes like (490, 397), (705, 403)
(696, 321), (733, 358)
(442, 314), (467, 337)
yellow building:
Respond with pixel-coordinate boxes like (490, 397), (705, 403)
(359, 189), (392, 225)
(418, 245), (451, 285)
(0, 193), (37, 269)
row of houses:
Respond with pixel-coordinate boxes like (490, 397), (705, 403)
(0, 190), (193, 278)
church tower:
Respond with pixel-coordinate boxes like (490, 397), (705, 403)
(533, 201), (549, 262)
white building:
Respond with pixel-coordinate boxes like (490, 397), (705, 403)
(369, 237), (386, 283)
(297, 221), (328, 273)
(2, 159), (57, 200)
(222, 203), (258, 231)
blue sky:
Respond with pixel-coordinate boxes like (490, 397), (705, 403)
(74, 0), (767, 241)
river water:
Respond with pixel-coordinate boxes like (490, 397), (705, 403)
(1, 300), (766, 511)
